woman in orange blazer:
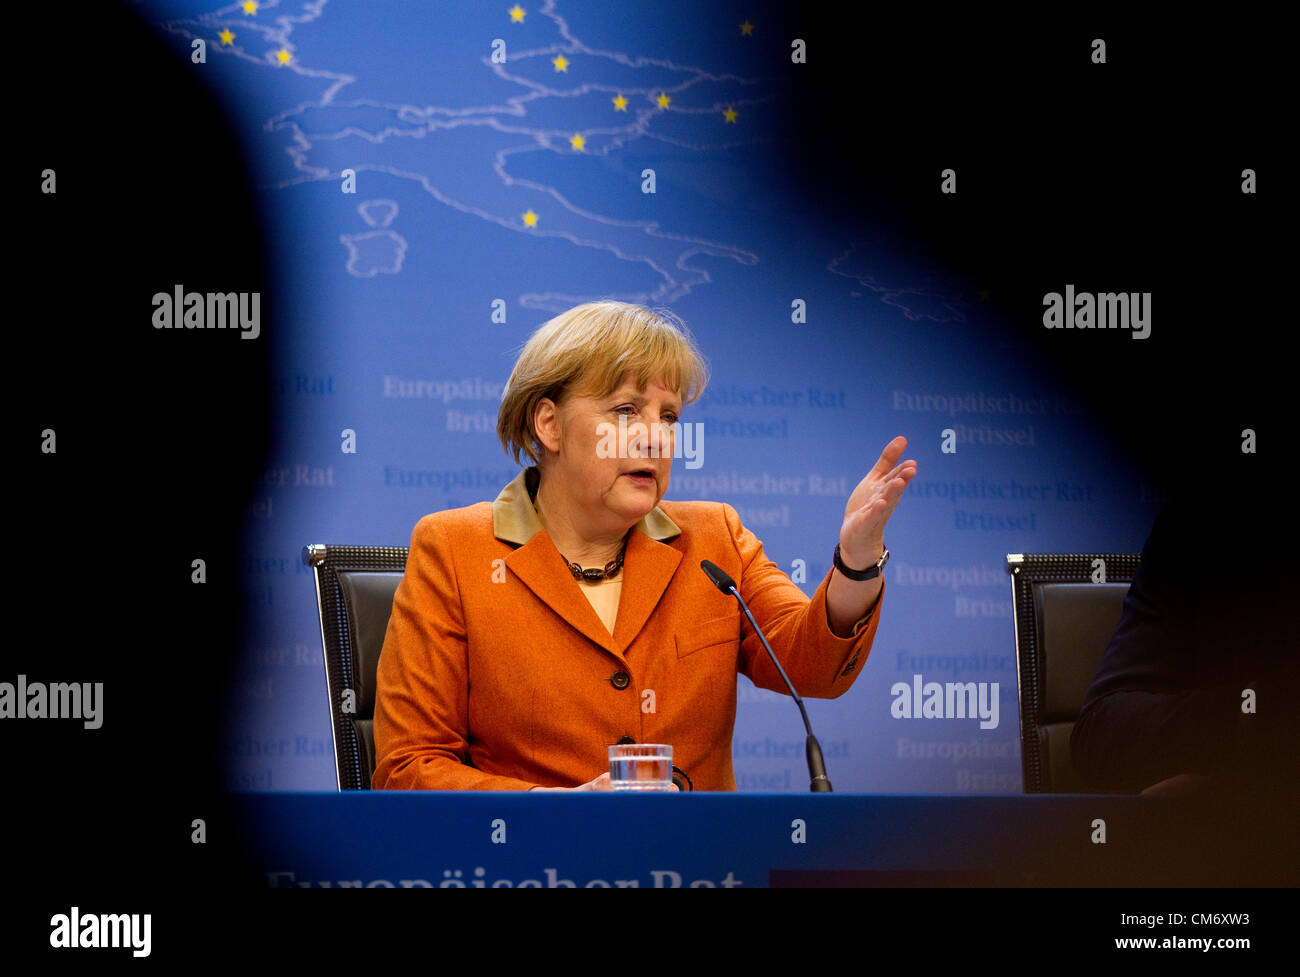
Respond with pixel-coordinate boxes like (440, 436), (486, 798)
(372, 301), (916, 791)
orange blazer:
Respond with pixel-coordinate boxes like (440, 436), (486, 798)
(372, 466), (884, 791)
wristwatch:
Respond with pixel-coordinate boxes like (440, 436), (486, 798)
(833, 543), (889, 581)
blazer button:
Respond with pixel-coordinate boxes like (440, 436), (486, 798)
(610, 670), (631, 690)
(616, 735), (636, 745)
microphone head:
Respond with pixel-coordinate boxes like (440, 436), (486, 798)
(699, 560), (737, 594)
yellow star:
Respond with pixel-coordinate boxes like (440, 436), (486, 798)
(740, 20), (754, 36)
(509, 4), (526, 22)
(723, 106), (738, 123)
(552, 53), (569, 72)
(656, 92), (670, 109)
(569, 133), (585, 151)
(276, 48), (292, 64)
(218, 29), (235, 45)
(612, 93), (628, 111)
(522, 209), (539, 227)
(242, 1), (258, 14)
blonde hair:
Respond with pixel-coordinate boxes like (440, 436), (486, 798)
(498, 300), (710, 468)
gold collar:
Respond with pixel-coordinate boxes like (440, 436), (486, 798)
(492, 466), (681, 545)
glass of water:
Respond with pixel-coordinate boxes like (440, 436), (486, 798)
(608, 743), (674, 791)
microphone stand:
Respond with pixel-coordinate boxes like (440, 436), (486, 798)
(701, 560), (832, 792)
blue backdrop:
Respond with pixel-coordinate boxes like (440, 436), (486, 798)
(137, 0), (1169, 793)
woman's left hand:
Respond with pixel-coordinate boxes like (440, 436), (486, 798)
(840, 435), (917, 569)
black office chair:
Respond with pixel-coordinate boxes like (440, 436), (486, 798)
(302, 543), (408, 790)
(1006, 552), (1140, 793)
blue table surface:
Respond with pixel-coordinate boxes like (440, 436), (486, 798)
(228, 790), (1250, 887)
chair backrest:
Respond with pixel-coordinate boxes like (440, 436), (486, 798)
(303, 544), (408, 790)
(1006, 553), (1139, 793)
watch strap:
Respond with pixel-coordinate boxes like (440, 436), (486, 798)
(834, 542), (887, 581)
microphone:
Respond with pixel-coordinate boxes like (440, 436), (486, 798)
(700, 560), (833, 792)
